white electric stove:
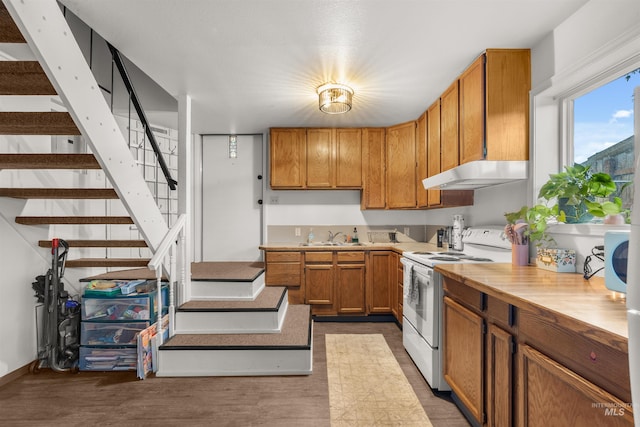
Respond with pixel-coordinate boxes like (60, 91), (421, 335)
(401, 227), (512, 391)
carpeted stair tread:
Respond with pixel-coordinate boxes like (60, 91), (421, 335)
(16, 216), (132, 225)
(161, 304), (311, 350)
(0, 188), (118, 199)
(0, 61), (57, 95)
(79, 261), (265, 282)
(178, 286), (286, 312)
(65, 258), (150, 268)
(38, 239), (147, 248)
(0, 153), (98, 168)
(0, 112), (80, 135)
(0, 3), (26, 43)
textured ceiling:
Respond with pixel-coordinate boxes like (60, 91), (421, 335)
(59, 0), (589, 134)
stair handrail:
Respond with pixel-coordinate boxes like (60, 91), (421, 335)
(148, 213), (187, 342)
(107, 42), (177, 191)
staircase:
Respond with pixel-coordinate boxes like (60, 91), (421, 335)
(1, 0), (312, 377)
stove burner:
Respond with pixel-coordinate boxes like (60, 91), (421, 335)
(467, 257), (493, 262)
(428, 256), (461, 261)
(412, 251), (435, 255)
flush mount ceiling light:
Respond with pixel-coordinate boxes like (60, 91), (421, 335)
(317, 83), (353, 114)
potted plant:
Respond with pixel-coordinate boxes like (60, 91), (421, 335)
(537, 164), (623, 223)
(504, 204), (564, 248)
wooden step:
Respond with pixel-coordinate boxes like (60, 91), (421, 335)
(65, 258), (150, 268)
(0, 154), (99, 169)
(0, 62), (56, 95)
(0, 112), (80, 135)
(157, 304), (313, 377)
(0, 188), (118, 199)
(15, 216), (133, 225)
(0, 3), (25, 43)
(175, 287), (289, 334)
(38, 239), (147, 248)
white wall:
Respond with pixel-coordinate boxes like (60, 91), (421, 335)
(529, 0), (640, 273)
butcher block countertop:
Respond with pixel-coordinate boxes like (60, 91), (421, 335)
(435, 263), (629, 342)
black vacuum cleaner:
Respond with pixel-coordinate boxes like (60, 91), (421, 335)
(31, 238), (81, 373)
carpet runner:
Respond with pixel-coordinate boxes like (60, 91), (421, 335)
(326, 334), (432, 426)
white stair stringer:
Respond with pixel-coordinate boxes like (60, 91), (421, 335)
(174, 287), (289, 334)
(5, 0), (169, 251)
(189, 272), (265, 300)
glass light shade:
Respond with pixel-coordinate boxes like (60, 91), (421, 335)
(317, 83), (353, 114)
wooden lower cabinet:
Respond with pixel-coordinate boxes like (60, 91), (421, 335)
(264, 251), (304, 304)
(487, 324), (514, 427)
(366, 251), (392, 314)
(519, 345), (633, 426)
(390, 252), (402, 323)
(305, 251), (336, 315)
(442, 275), (632, 427)
(443, 296), (485, 424)
(336, 252), (366, 314)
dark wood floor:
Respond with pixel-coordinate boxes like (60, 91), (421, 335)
(0, 321), (469, 426)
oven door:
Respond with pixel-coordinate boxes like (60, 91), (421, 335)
(401, 258), (438, 348)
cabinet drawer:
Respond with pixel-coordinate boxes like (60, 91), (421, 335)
(306, 252), (333, 263)
(336, 251), (365, 263)
(442, 277), (483, 311)
(266, 251), (301, 262)
(265, 263), (301, 286)
(79, 346), (137, 371)
(81, 321), (150, 346)
(519, 308), (631, 403)
(486, 295), (516, 329)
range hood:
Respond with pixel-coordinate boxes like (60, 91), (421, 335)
(422, 160), (529, 190)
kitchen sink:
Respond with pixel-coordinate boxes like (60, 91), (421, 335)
(299, 242), (364, 247)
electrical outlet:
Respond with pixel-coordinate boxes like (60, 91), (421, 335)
(404, 227), (410, 236)
(270, 196), (279, 204)
(295, 227), (301, 237)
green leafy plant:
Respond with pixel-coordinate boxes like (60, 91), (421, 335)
(537, 164), (624, 222)
(505, 204), (565, 248)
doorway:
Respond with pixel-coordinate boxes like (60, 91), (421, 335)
(201, 134), (263, 261)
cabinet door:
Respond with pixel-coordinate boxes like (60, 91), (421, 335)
(366, 251), (392, 313)
(459, 54), (486, 164)
(306, 128), (333, 188)
(336, 263), (366, 314)
(335, 128), (362, 188)
(443, 296), (484, 424)
(416, 112), (428, 208)
(440, 81), (459, 172)
(519, 345), (634, 426)
(487, 324), (514, 427)
(426, 100), (442, 207)
(361, 128), (386, 209)
(386, 121), (417, 209)
(305, 264), (334, 305)
(269, 128), (306, 188)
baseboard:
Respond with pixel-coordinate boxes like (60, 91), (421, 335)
(0, 361), (33, 389)
(312, 314), (397, 323)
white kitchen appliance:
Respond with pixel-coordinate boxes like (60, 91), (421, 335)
(605, 230), (630, 293)
(627, 86), (640, 424)
(401, 226), (512, 391)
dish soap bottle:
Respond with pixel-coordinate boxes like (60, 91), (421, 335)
(352, 227), (359, 244)
(307, 228), (314, 244)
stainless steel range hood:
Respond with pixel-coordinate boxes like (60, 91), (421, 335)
(422, 160), (529, 190)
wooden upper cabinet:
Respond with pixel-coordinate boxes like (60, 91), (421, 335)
(386, 120), (417, 209)
(440, 80), (459, 172)
(335, 128), (362, 188)
(361, 128), (386, 209)
(460, 49), (531, 164)
(306, 128), (333, 188)
(426, 100), (442, 207)
(269, 128), (306, 188)
(416, 112), (428, 208)
(459, 55), (486, 164)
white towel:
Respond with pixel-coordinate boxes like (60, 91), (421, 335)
(405, 264), (420, 303)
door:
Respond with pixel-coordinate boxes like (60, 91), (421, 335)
(202, 135), (263, 261)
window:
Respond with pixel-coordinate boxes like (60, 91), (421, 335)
(571, 70), (639, 211)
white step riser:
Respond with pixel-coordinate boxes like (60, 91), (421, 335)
(156, 347), (313, 377)
(189, 274), (265, 300)
(174, 299), (289, 334)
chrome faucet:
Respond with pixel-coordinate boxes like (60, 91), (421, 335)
(327, 231), (343, 243)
